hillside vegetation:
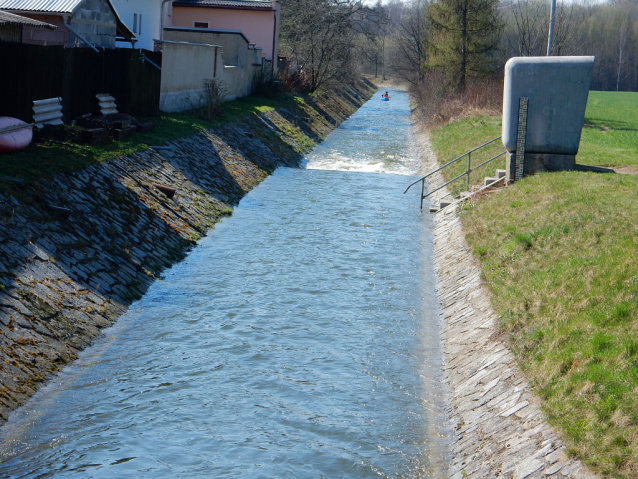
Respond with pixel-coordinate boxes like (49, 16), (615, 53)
(430, 91), (638, 478)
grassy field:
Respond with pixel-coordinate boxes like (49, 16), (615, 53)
(580, 91), (638, 168)
(430, 91), (638, 478)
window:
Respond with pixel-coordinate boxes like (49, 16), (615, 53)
(133, 13), (143, 34)
(194, 21), (209, 28)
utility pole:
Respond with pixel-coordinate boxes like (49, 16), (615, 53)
(547, 0), (556, 55)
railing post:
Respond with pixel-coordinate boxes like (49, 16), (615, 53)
(420, 179), (425, 210)
(466, 152), (472, 191)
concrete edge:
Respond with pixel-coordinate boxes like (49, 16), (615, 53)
(412, 126), (598, 479)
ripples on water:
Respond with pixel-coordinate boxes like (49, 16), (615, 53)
(303, 90), (419, 175)
(0, 89), (449, 478)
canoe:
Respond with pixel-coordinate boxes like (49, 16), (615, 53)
(381, 97), (390, 101)
(0, 117), (33, 153)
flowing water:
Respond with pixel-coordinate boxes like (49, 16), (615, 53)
(0, 89), (450, 478)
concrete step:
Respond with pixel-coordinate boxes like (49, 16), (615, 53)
(439, 199), (454, 209)
(460, 191), (472, 199)
(428, 205), (439, 213)
(496, 169), (507, 178)
(484, 177), (498, 187)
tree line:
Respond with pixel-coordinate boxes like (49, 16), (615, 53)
(277, 0), (638, 94)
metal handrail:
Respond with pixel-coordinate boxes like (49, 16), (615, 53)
(404, 136), (504, 210)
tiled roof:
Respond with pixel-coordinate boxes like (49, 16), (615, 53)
(0, 0), (81, 14)
(0, 9), (57, 27)
(173, 0), (273, 9)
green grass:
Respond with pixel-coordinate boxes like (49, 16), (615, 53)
(579, 91), (638, 167)
(429, 91), (638, 196)
(429, 91), (638, 478)
(428, 115), (506, 196)
(0, 93), (303, 187)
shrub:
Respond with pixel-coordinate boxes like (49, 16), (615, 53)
(197, 79), (228, 121)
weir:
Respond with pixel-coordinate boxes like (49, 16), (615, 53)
(0, 90), (450, 478)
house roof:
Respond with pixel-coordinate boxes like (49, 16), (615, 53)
(0, 0), (134, 41)
(0, 9), (57, 28)
(172, 0), (274, 10)
(0, 0), (82, 13)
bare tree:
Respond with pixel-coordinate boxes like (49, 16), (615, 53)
(356, 2), (392, 78)
(615, 19), (630, 90)
(548, 1), (583, 55)
(280, 0), (367, 92)
(389, 0), (429, 84)
(505, 0), (547, 56)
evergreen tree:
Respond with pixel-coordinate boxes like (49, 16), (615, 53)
(427, 0), (502, 90)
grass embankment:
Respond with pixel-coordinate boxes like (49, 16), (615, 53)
(0, 94), (318, 187)
(430, 91), (638, 478)
(428, 115), (505, 197)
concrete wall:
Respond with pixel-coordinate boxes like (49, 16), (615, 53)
(69, 0), (118, 48)
(171, 2), (279, 61)
(159, 29), (263, 112)
(164, 27), (248, 66)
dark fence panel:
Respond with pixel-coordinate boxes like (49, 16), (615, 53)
(0, 42), (161, 123)
(62, 48), (161, 119)
(0, 43), (65, 122)
(118, 50), (162, 116)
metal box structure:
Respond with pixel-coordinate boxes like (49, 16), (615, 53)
(502, 56), (595, 177)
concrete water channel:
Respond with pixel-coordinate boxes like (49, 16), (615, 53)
(0, 90), (452, 478)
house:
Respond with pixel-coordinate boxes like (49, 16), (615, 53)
(170, 0), (280, 63)
(0, 10), (57, 43)
(110, 0), (165, 51)
(0, 0), (134, 49)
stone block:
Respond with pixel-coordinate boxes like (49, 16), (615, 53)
(113, 126), (137, 141)
(81, 128), (111, 145)
(484, 176), (499, 187)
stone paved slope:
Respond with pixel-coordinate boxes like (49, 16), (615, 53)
(0, 81), (375, 423)
(415, 131), (598, 479)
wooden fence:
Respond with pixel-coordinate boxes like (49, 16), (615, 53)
(0, 43), (161, 122)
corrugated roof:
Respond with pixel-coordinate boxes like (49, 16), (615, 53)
(0, 9), (57, 27)
(173, 0), (273, 9)
(0, 0), (81, 14)
(0, 0), (135, 41)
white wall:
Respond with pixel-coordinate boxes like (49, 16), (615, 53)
(159, 36), (263, 113)
(112, 0), (163, 50)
